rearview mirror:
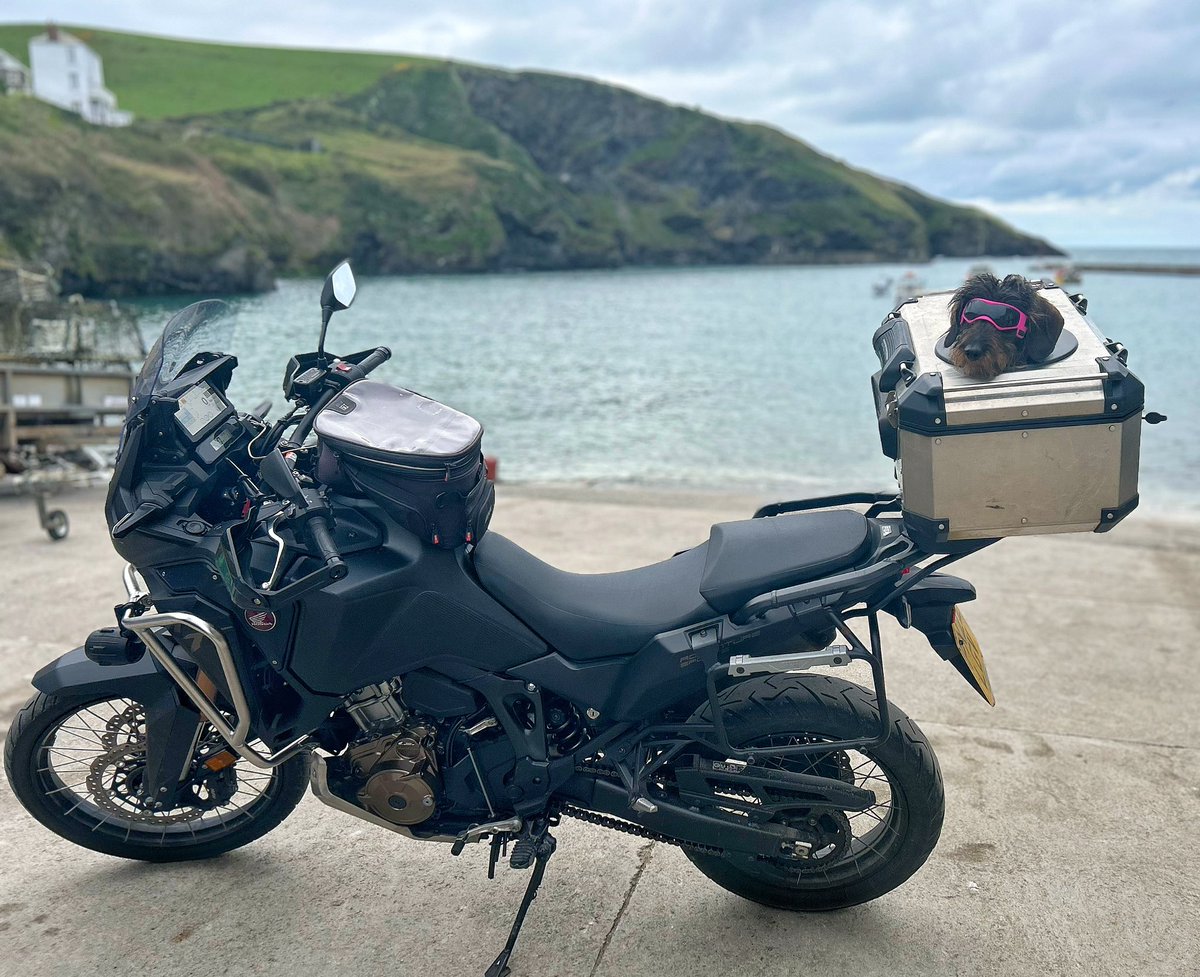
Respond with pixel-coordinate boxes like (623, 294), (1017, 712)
(321, 260), (357, 312)
(317, 259), (356, 361)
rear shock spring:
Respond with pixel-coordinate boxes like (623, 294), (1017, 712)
(545, 701), (587, 754)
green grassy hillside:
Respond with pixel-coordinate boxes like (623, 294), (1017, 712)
(0, 24), (422, 117)
(0, 25), (1059, 295)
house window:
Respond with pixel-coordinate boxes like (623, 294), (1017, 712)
(69, 72), (79, 89)
(67, 47), (76, 64)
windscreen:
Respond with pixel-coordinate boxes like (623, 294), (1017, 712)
(129, 300), (235, 420)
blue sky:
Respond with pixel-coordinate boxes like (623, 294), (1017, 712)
(6, 0), (1198, 247)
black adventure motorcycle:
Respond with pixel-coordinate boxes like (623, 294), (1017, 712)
(5, 263), (998, 977)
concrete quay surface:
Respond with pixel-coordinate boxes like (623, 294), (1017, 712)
(0, 484), (1197, 977)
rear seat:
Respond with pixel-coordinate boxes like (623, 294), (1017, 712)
(699, 511), (874, 614)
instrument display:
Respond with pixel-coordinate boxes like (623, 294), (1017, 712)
(175, 382), (231, 440)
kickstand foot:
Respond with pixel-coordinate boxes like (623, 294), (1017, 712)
(483, 822), (557, 977)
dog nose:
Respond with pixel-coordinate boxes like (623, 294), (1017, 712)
(963, 343), (985, 360)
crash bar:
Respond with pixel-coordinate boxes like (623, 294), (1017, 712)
(121, 563), (310, 769)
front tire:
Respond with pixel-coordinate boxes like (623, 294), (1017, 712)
(4, 691), (309, 862)
(683, 673), (943, 911)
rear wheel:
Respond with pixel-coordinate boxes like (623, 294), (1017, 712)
(4, 692), (309, 862)
(682, 673), (943, 911)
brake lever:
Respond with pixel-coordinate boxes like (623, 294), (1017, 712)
(218, 522), (344, 612)
(262, 513), (290, 590)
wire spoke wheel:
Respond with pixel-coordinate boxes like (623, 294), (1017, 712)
(731, 734), (905, 886)
(682, 674), (944, 911)
(41, 697), (271, 831)
(5, 692), (310, 862)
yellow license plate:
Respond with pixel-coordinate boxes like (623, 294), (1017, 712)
(952, 609), (995, 706)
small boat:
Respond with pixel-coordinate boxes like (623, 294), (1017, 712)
(871, 276), (893, 297)
(1053, 264), (1082, 285)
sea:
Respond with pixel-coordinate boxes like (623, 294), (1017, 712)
(129, 246), (1200, 515)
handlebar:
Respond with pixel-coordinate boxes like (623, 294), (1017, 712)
(354, 346), (391, 376)
(218, 503), (348, 612)
(326, 345), (391, 385)
(305, 514), (347, 581)
(229, 344), (391, 596)
(286, 345), (392, 449)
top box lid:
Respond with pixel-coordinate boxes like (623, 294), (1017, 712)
(897, 284), (1111, 390)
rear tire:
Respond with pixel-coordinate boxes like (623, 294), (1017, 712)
(4, 691), (309, 862)
(683, 673), (943, 911)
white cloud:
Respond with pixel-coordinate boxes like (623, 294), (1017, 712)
(974, 166), (1200, 246)
(905, 124), (1023, 159)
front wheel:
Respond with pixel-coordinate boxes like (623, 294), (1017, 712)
(4, 692), (309, 862)
(682, 674), (944, 911)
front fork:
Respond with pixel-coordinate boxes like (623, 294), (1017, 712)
(31, 646), (205, 805)
(141, 689), (207, 806)
(32, 563), (307, 807)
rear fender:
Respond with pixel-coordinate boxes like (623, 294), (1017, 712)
(33, 647), (205, 801)
(893, 573), (976, 651)
(884, 574), (993, 704)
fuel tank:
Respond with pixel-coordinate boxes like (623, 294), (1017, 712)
(286, 498), (547, 695)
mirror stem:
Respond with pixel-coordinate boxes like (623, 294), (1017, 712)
(317, 306), (333, 364)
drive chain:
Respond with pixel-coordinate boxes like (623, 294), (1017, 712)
(567, 760), (725, 854)
(558, 803), (724, 856)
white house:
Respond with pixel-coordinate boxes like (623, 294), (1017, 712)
(0, 49), (31, 94)
(28, 26), (132, 126)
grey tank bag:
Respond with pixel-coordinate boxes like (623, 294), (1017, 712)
(314, 380), (494, 549)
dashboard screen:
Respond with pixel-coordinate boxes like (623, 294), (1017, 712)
(175, 382), (229, 439)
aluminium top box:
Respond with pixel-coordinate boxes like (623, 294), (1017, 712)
(870, 282), (1143, 552)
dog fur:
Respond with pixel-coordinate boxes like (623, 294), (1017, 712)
(947, 273), (1065, 381)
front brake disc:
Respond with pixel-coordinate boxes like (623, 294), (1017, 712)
(85, 745), (208, 825)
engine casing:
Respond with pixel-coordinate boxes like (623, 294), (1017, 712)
(348, 724), (439, 826)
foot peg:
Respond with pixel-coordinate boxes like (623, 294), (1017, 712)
(451, 816), (523, 856)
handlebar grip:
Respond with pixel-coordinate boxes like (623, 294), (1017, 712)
(356, 346), (391, 376)
(306, 515), (348, 581)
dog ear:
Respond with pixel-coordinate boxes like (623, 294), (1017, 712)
(945, 294), (964, 346)
(1024, 294), (1065, 362)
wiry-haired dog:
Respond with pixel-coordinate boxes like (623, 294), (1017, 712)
(947, 273), (1065, 381)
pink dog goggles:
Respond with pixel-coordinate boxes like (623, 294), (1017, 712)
(960, 298), (1029, 339)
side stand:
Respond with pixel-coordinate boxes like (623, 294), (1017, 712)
(484, 824), (557, 977)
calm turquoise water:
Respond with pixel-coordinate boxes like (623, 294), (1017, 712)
(131, 251), (1200, 514)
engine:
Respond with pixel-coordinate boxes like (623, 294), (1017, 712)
(343, 682), (440, 827)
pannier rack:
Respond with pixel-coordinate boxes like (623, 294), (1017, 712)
(588, 492), (992, 804)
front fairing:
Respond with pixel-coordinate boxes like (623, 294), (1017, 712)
(107, 301), (242, 541)
(124, 300), (238, 444)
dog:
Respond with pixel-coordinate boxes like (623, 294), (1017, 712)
(946, 273), (1065, 381)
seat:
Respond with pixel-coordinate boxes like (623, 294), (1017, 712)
(700, 510), (873, 614)
(473, 534), (714, 660)
(472, 510), (874, 661)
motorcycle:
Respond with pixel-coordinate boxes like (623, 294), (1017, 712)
(5, 262), (999, 977)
